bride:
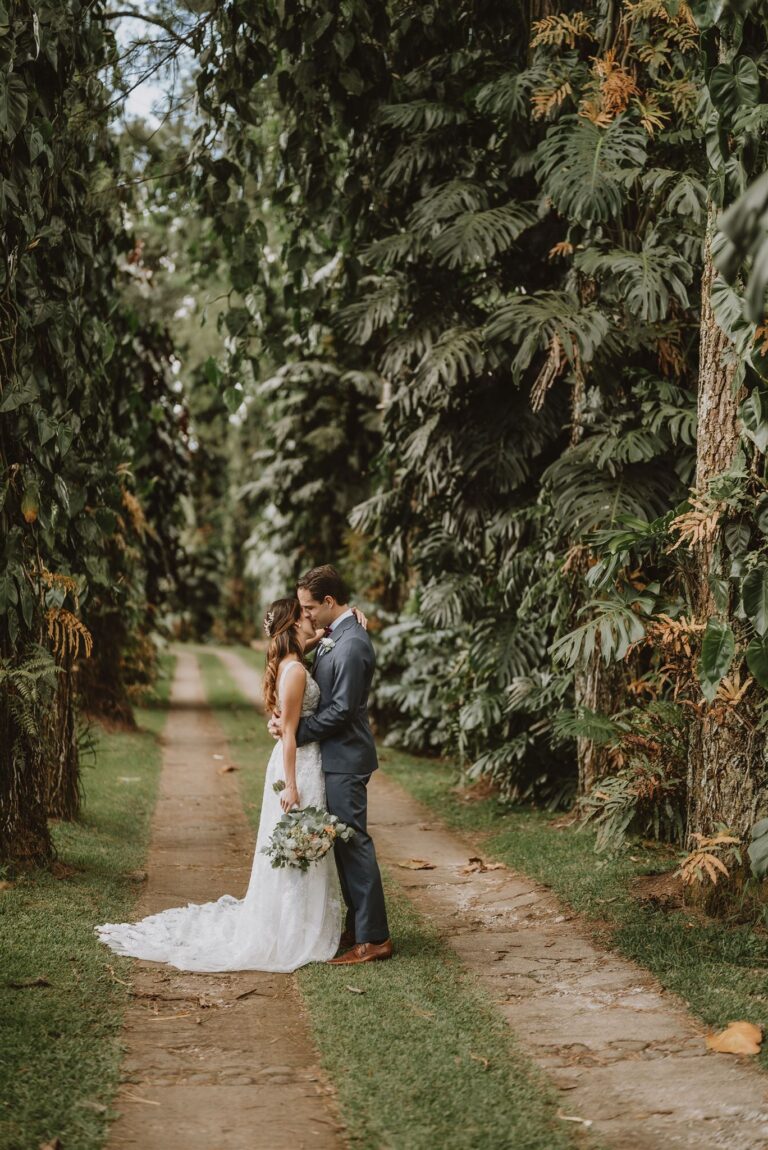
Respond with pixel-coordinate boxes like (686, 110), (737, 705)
(94, 597), (344, 972)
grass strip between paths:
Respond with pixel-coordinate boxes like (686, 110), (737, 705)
(0, 653), (175, 1150)
(376, 745), (768, 1075)
(198, 648), (584, 1150)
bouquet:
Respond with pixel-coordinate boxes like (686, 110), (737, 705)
(262, 781), (355, 872)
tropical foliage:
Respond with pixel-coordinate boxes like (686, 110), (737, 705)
(5, 0), (768, 909)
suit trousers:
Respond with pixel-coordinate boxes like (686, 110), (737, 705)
(324, 772), (389, 944)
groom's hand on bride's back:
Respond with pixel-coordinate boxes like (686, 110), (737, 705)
(268, 713), (283, 739)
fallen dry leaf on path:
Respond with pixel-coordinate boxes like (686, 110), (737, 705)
(212, 754), (224, 760)
(470, 1052), (490, 1070)
(461, 856), (506, 874)
(217, 764), (239, 774)
(706, 1021), (763, 1055)
(0, 881), (14, 891)
(557, 1113), (593, 1127)
(345, 985), (365, 995)
(397, 858), (436, 870)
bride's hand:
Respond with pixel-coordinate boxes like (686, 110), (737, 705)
(351, 605), (369, 630)
(280, 783), (299, 812)
(268, 714), (283, 739)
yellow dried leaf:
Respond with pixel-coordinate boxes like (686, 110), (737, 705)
(461, 856), (506, 874)
(706, 1021), (763, 1055)
(548, 241), (574, 260)
(397, 858), (436, 870)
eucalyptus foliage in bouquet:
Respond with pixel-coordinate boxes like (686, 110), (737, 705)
(262, 781), (354, 872)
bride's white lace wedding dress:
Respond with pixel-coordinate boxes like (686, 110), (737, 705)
(94, 661), (343, 972)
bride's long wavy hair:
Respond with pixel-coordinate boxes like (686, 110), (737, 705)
(262, 598), (303, 715)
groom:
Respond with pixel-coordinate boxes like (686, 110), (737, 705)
(269, 564), (392, 964)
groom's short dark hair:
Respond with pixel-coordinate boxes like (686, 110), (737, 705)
(297, 564), (349, 604)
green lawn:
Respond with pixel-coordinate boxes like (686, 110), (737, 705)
(379, 745), (768, 1072)
(198, 648), (584, 1150)
(0, 653), (174, 1150)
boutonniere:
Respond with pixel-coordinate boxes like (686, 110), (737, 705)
(318, 636), (336, 655)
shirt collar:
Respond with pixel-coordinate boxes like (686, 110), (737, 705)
(329, 608), (354, 633)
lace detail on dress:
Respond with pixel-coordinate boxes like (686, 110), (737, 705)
(94, 660), (341, 973)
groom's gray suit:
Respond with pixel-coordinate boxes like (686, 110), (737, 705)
(296, 615), (389, 943)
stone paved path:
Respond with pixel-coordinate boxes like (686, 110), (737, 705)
(104, 647), (344, 1150)
(218, 645), (768, 1150)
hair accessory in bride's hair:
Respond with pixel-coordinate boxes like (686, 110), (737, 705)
(263, 610), (275, 638)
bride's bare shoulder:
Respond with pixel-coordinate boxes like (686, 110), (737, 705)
(277, 658), (306, 689)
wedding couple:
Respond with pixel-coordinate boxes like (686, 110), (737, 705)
(95, 564), (392, 972)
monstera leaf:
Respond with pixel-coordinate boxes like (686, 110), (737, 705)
(0, 70), (27, 140)
(708, 57), (759, 122)
(698, 617), (736, 702)
(743, 566), (768, 636)
(716, 170), (768, 323)
(430, 201), (537, 268)
(739, 390), (768, 454)
(746, 635), (768, 690)
(748, 818), (768, 880)
(575, 243), (691, 324)
(535, 114), (646, 224)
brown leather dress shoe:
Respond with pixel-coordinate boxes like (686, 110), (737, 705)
(327, 939), (393, 965)
(337, 928), (356, 952)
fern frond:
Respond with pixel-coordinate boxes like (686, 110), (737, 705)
(46, 608), (93, 660)
(531, 79), (573, 120)
(531, 11), (594, 48)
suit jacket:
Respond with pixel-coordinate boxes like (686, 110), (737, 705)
(296, 616), (378, 775)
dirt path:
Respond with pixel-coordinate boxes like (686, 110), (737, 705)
(218, 646), (768, 1150)
(105, 647), (344, 1150)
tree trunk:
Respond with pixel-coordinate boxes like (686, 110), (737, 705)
(686, 202), (768, 844)
(45, 654), (81, 820)
(575, 648), (623, 795)
(569, 344), (624, 796)
(77, 606), (136, 728)
(0, 690), (54, 870)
